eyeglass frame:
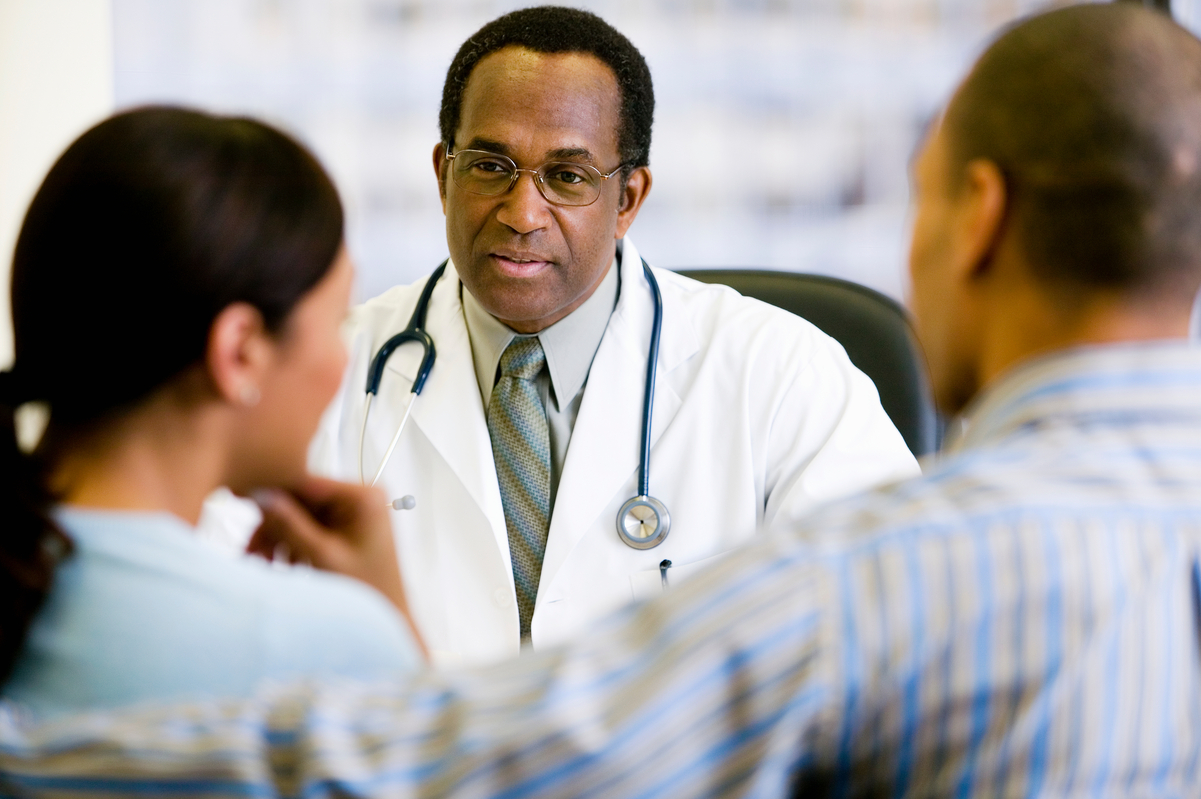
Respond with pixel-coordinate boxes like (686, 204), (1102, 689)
(443, 144), (630, 208)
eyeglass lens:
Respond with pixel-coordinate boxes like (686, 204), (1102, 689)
(450, 150), (605, 206)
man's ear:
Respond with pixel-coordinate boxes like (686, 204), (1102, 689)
(207, 302), (271, 407)
(957, 158), (1008, 282)
(432, 142), (449, 212)
(614, 166), (652, 239)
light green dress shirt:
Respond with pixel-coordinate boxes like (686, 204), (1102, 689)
(462, 255), (619, 509)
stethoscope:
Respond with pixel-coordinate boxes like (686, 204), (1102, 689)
(359, 257), (671, 550)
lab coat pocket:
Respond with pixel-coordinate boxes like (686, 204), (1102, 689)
(628, 549), (734, 602)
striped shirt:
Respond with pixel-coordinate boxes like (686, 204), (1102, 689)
(3, 341), (1201, 797)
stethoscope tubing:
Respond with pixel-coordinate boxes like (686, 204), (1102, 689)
(637, 261), (663, 497)
(359, 391), (415, 487)
(358, 261), (445, 487)
(364, 262), (445, 397)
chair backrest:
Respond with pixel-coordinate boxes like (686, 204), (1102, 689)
(676, 269), (941, 458)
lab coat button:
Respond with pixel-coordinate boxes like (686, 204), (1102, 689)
(492, 587), (511, 608)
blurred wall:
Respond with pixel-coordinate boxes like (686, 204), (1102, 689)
(112, 0), (1069, 304)
(0, 0), (115, 367)
(5, 0), (1199, 329)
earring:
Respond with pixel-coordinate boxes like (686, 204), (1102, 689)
(239, 384), (261, 407)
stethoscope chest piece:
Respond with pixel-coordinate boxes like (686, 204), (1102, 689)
(617, 495), (671, 550)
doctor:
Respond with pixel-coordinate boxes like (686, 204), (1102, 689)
(311, 6), (919, 666)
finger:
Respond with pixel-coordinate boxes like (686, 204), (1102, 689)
(253, 489), (341, 569)
(285, 475), (360, 509)
(247, 533), (294, 565)
(288, 475), (387, 520)
(285, 477), (390, 539)
(246, 503), (291, 560)
(245, 525), (276, 560)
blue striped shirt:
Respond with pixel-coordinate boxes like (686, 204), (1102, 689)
(3, 341), (1201, 797)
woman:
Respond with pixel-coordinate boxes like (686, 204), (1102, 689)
(0, 107), (422, 718)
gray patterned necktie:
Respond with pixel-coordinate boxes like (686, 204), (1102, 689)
(487, 337), (550, 642)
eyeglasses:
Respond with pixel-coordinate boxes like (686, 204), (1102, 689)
(445, 147), (626, 207)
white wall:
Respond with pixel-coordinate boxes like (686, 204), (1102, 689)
(112, 0), (1023, 304)
(0, 0), (114, 368)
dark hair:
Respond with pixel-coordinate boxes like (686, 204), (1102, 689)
(439, 6), (654, 171)
(0, 106), (344, 682)
(943, 3), (1201, 301)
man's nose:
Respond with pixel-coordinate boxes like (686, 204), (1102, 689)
(495, 170), (553, 234)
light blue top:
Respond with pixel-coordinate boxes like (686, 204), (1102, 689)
(2, 507), (419, 719)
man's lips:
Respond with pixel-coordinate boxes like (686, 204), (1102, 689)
(489, 253), (554, 277)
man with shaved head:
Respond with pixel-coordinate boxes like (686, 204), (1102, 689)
(912, 0), (1201, 415)
(5, 3), (1201, 796)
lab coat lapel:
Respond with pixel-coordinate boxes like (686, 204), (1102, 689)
(539, 240), (698, 588)
(385, 261), (509, 562)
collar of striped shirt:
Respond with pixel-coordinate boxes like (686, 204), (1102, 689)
(948, 339), (1201, 453)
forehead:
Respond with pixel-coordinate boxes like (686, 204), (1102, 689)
(456, 46), (622, 161)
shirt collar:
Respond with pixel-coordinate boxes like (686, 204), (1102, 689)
(461, 252), (619, 411)
(948, 340), (1201, 453)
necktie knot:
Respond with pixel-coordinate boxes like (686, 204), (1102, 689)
(500, 337), (546, 381)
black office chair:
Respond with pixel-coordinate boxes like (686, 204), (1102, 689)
(675, 269), (941, 458)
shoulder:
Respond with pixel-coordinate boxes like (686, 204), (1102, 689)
(55, 511), (418, 673)
(358, 279), (426, 316)
(244, 558), (400, 628)
(651, 267), (846, 372)
(127, 525), (412, 648)
(786, 436), (1062, 552)
(235, 558), (419, 671)
(345, 269), (442, 344)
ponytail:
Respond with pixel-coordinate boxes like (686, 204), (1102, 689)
(0, 372), (69, 683)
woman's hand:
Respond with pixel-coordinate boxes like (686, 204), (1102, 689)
(247, 477), (428, 660)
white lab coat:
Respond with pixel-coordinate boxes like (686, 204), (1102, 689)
(311, 239), (919, 667)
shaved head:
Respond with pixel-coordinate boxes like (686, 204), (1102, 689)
(943, 3), (1201, 303)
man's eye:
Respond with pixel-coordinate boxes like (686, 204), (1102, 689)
(470, 159), (511, 175)
(547, 167), (588, 185)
